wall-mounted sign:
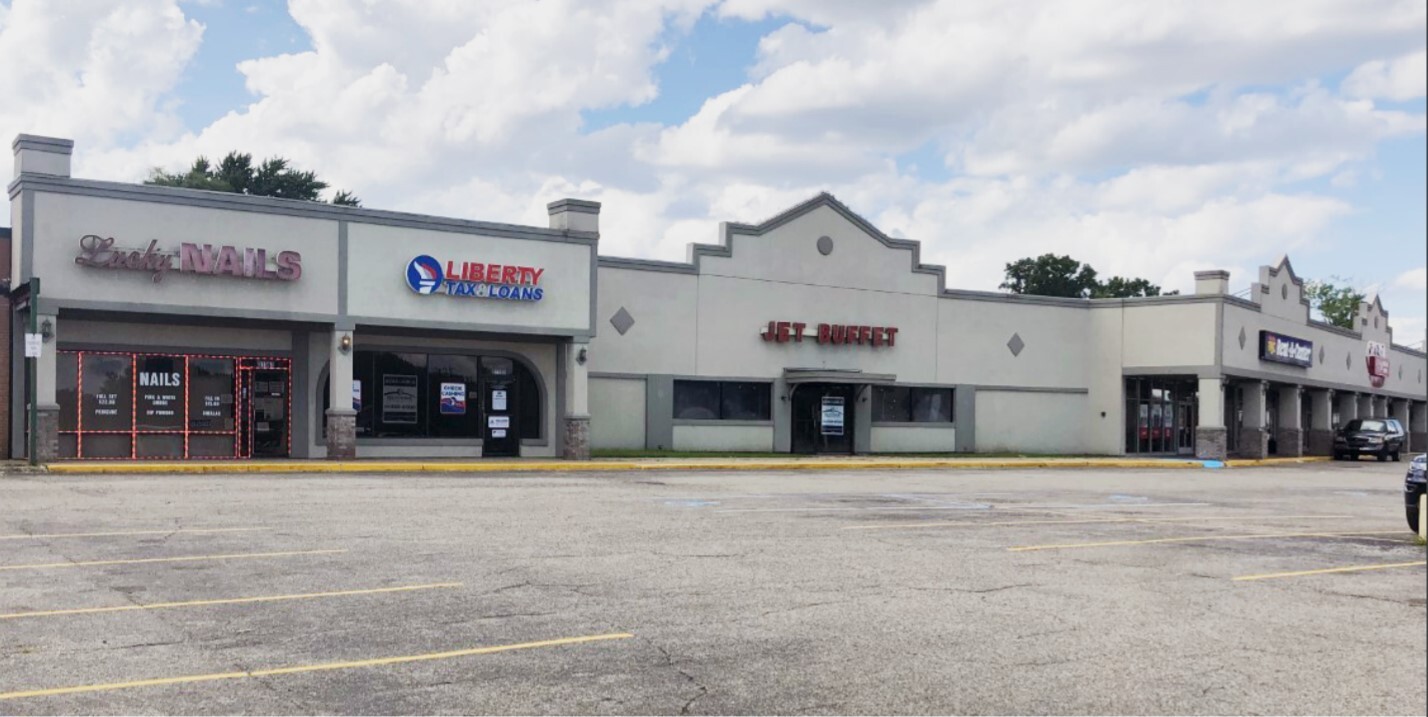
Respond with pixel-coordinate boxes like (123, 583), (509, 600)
(404, 254), (544, 301)
(381, 374), (418, 424)
(760, 320), (899, 347)
(440, 382), (467, 415)
(488, 415), (511, 429)
(74, 235), (301, 283)
(24, 333), (42, 358)
(820, 396), (845, 436)
(1258, 330), (1312, 368)
(1366, 341), (1390, 388)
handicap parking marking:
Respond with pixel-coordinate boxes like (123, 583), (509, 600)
(1007, 530), (1407, 552)
(1232, 560), (1428, 582)
(0, 549), (346, 572)
(0, 527), (266, 541)
(0, 632), (635, 702)
(0, 582), (463, 620)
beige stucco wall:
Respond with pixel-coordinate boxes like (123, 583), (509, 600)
(30, 193), (339, 315)
(590, 377), (646, 449)
(870, 425), (957, 453)
(61, 320), (293, 353)
(673, 424), (774, 451)
(974, 390), (1088, 454)
(1117, 303), (1218, 368)
(589, 267), (698, 375)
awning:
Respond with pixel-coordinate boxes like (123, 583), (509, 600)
(782, 368), (897, 385)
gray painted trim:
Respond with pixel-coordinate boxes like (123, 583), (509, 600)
(547, 199), (601, 214)
(53, 299), (336, 325)
(554, 338), (565, 457)
(971, 385), (1089, 395)
(20, 189), (34, 281)
(12, 135), (73, 153)
(588, 242), (599, 336)
(598, 256), (698, 274)
(1307, 318), (1359, 339)
(57, 341), (293, 357)
(1214, 300), (1225, 370)
(291, 329), (311, 458)
(355, 437), (547, 447)
(853, 384), (872, 454)
(871, 421), (957, 428)
(1222, 368), (1428, 401)
(645, 374), (674, 450)
(348, 315), (592, 340)
(954, 386), (976, 452)
(672, 419), (773, 427)
(1258, 255), (1313, 322)
(1195, 270), (1230, 280)
(337, 221), (348, 316)
(1123, 366), (1220, 378)
(784, 369), (897, 384)
(668, 374), (777, 383)
(588, 372), (647, 380)
(9, 175), (599, 246)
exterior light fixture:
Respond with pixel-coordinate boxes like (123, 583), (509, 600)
(576, 347), (588, 365)
(39, 318), (53, 340)
(339, 333), (352, 354)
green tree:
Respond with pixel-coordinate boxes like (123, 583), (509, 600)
(145, 151), (360, 206)
(1304, 277), (1364, 329)
(999, 254), (1101, 298)
(1093, 276), (1175, 298)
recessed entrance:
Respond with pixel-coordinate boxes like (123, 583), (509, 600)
(791, 383), (855, 454)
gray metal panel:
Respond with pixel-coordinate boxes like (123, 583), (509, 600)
(554, 338), (566, 457)
(853, 384), (872, 454)
(348, 315), (591, 339)
(12, 135), (74, 153)
(337, 221), (348, 317)
(9, 309), (24, 458)
(8, 175), (599, 246)
(971, 385), (1090, 394)
(290, 329), (311, 458)
(1121, 366), (1220, 377)
(772, 377), (791, 452)
(784, 369), (897, 384)
(20, 189), (33, 281)
(954, 385), (976, 452)
(644, 374), (674, 450)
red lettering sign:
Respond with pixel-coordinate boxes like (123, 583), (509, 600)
(76, 235), (302, 283)
(761, 320), (898, 347)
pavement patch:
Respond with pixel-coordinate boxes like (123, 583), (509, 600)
(844, 514), (1356, 531)
(0, 527), (265, 541)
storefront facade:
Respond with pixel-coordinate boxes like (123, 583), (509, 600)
(9, 135), (1427, 461)
(9, 135), (595, 461)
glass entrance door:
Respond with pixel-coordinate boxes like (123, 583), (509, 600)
(237, 358), (290, 458)
(791, 383), (855, 454)
(480, 357), (519, 457)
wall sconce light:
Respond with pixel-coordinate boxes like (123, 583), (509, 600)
(39, 318), (53, 340)
(339, 333), (352, 354)
(576, 347), (588, 365)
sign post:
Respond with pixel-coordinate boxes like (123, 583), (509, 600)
(25, 278), (40, 466)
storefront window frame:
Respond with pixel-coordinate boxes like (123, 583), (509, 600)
(871, 386), (955, 424)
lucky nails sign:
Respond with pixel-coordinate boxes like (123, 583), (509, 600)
(74, 235), (303, 283)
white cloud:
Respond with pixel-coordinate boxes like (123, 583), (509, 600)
(1342, 49), (1428, 101)
(1394, 266), (1427, 291)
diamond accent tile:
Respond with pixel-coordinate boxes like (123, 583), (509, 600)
(1318, 347), (1325, 365)
(609, 307), (636, 336)
(1006, 333), (1025, 357)
(1346, 351), (1352, 370)
(1237, 327), (1247, 350)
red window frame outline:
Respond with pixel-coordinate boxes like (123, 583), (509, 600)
(58, 350), (292, 460)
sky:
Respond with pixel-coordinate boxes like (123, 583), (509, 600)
(1, 0), (1424, 346)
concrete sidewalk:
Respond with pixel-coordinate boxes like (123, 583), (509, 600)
(25, 455), (1331, 475)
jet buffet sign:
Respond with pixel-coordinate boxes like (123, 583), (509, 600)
(760, 320), (899, 347)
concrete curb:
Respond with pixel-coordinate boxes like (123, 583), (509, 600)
(31, 455), (1327, 476)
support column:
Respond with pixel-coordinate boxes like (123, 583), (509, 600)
(1391, 399), (1411, 449)
(1238, 380), (1269, 458)
(1358, 393), (1373, 418)
(324, 327), (356, 459)
(1195, 377), (1227, 460)
(1338, 391), (1359, 426)
(1411, 402), (1428, 454)
(1306, 389), (1334, 455)
(1275, 386), (1303, 457)
(561, 340), (590, 460)
(32, 313), (60, 462)
(1374, 395), (1388, 419)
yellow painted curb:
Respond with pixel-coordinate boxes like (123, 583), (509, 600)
(1223, 456), (1333, 467)
(41, 457), (1211, 475)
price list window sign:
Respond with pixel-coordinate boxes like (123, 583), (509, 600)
(80, 353), (134, 458)
(187, 357), (236, 458)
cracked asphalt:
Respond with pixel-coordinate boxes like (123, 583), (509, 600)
(0, 460), (1424, 715)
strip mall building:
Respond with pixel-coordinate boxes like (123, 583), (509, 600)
(7, 135), (1427, 462)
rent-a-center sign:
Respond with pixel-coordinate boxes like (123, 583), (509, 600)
(761, 320), (899, 347)
(1258, 330), (1312, 368)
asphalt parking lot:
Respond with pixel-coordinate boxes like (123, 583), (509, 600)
(1, 461), (1424, 715)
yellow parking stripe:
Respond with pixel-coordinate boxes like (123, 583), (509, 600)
(1008, 531), (1406, 552)
(1233, 561), (1427, 581)
(0, 632), (634, 701)
(0, 527), (265, 541)
(0, 582), (462, 620)
(845, 514), (1354, 531)
(0, 549), (346, 571)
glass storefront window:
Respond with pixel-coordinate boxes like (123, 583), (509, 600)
(1124, 377), (1198, 455)
(673, 380), (772, 421)
(872, 387), (954, 423)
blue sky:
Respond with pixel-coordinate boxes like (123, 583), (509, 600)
(2, 0), (1425, 342)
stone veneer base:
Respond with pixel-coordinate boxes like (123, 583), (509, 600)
(1195, 427), (1227, 461)
(1236, 427), (1269, 459)
(325, 410), (357, 460)
(1273, 428), (1304, 457)
(562, 416), (591, 460)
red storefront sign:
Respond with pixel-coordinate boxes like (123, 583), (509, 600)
(760, 320), (899, 347)
(1366, 341), (1390, 388)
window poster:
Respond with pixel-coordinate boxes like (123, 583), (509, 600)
(187, 357), (234, 431)
(382, 374), (419, 424)
(492, 389), (508, 411)
(440, 382), (467, 415)
(136, 355), (184, 430)
(81, 354), (133, 431)
(820, 396), (846, 436)
(352, 380), (362, 412)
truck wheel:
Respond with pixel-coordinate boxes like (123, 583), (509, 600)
(1392, 451), (1401, 462)
(1377, 450), (1388, 462)
(1409, 505), (1420, 534)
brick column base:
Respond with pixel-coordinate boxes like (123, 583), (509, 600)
(1306, 429), (1335, 456)
(1274, 428), (1303, 457)
(1237, 427), (1269, 459)
(34, 406), (60, 462)
(562, 416), (590, 460)
(1195, 427), (1227, 461)
(325, 409), (357, 459)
